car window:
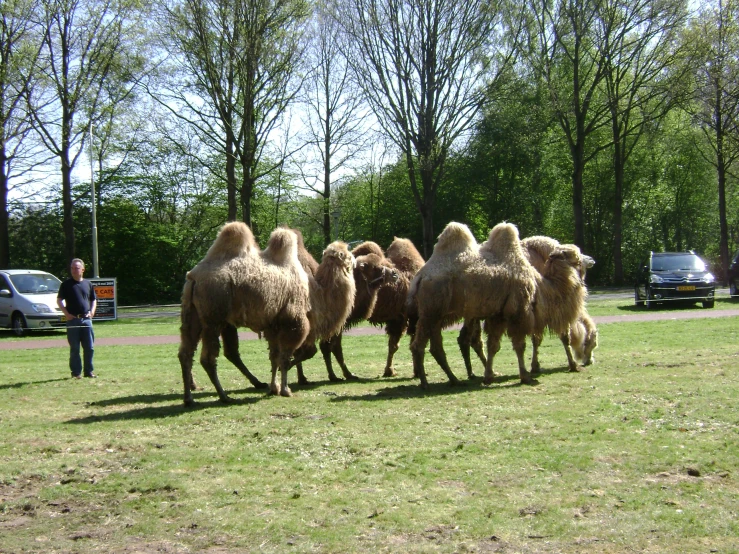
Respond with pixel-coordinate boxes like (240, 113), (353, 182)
(9, 273), (61, 294)
(651, 255), (705, 272)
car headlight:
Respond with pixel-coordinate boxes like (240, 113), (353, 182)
(649, 274), (664, 283)
(31, 303), (53, 313)
(703, 273), (715, 283)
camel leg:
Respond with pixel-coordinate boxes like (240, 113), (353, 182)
(178, 340), (198, 406)
(199, 327), (231, 403)
(531, 333), (543, 374)
(318, 338), (339, 383)
(279, 350), (293, 397)
(470, 320), (487, 374)
(296, 362), (309, 385)
(482, 319), (505, 385)
(221, 324), (267, 389)
(510, 333), (532, 384)
(428, 325), (461, 386)
(559, 330), (579, 372)
(383, 319), (406, 377)
(457, 319), (482, 379)
(268, 342), (281, 396)
(409, 321), (430, 388)
(327, 333), (357, 380)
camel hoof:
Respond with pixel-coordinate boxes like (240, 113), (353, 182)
(382, 367), (398, 378)
(520, 373), (533, 385)
(183, 397), (196, 407)
(280, 388), (293, 398)
(297, 378), (310, 386)
(219, 395), (233, 404)
(252, 381), (269, 389)
(568, 366), (581, 373)
(328, 375), (343, 383)
(343, 372), (359, 380)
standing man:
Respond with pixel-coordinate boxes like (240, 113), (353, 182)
(57, 259), (97, 379)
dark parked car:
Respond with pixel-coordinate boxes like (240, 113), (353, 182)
(730, 249), (739, 298)
(634, 251), (716, 309)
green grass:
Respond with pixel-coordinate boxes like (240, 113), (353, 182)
(0, 298), (738, 553)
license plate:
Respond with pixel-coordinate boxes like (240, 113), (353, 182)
(677, 285), (695, 291)
(59, 316), (66, 323)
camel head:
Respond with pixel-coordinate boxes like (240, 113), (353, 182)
(558, 244), (595, 281)
(351, 241), (384, 258)
(321, 241), (355, 275)
(355, 253), (400, 294)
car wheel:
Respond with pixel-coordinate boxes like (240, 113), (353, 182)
(702, 299), (715, 309)
(634, 288), (644, 307)
(11, 313), (27, 337)
(731, 280), (738, 298)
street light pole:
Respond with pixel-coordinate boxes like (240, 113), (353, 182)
(89, 124), (99, 278)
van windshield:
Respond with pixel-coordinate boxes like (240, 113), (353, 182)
(651, 255), (706, 272)
(9, 273), (62, 294)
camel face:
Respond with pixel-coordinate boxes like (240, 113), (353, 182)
(355, 253), (399, 293)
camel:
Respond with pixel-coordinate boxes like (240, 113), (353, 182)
(315, 240), (408, 381)
(458, 235), (596, 377)
(296, 241), (399, 383)
(407, 222), (538, 388)
(178, 222), (355, 404)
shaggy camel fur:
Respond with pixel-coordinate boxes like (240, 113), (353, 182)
(291, 240), (398, 383)
(179, 223), (311, 404)
(287, 241), (357, 376)
(570, 311), (598, 365)
(318, 238), (420, 380)
(458, 235), (596, 376)
(408, 222), (537, 388)
(368, 237), (425, 376)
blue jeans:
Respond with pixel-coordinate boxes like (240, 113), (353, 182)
(67, 318), (94, 376)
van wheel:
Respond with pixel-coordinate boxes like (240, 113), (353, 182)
(702, 300), (714, 309)
(731, 280), (738, 298)
(12, 313), (27, 337)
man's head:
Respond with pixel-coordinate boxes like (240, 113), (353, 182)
(70, 258), (85, 281)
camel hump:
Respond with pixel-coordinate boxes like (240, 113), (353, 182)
(204, 221), (258, 261)
(386, 237), (425, 272)
(352, 241), (384, 258)
(261, 228), (300, 266)
(434, 222), (477, 254)
(480, 222), (522, 259)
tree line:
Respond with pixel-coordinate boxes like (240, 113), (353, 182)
(1, 0), (737, 305)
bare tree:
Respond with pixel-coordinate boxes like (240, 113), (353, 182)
(26, 0), (144, 262)
(337, 0), (517, 257)
(0, 0), (43, 268)
(690, 0), (739, 282)
(524, 0), (612, 251)
(156, 0), (309, 229)
(597, 0), (690, 283)
(298, 1), (370, 246)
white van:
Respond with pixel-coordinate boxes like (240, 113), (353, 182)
(0, 269), (66, 336)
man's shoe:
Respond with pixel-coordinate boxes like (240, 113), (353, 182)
(72, 375), (81, 379)
(84, 373), (97, 378)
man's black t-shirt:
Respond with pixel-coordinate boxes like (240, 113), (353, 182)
(58, 278), (97, 316)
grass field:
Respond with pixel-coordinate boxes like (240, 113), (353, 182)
(1, 296), (738, 553)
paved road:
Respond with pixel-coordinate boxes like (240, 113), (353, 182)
(2, 303), (738, 350)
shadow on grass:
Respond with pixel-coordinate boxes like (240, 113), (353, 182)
(88, 386), (266, 407)
(329, 372), (542, 402)
(0, 378), (68, 390)
(65, 391), (268, 424)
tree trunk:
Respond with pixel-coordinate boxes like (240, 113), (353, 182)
(571, 147), (586, 251)
(226, 135), (237, 221)
(61, 152), (75, 263)
(612, 136), (624, 285)
(0, 144), (9, 268)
